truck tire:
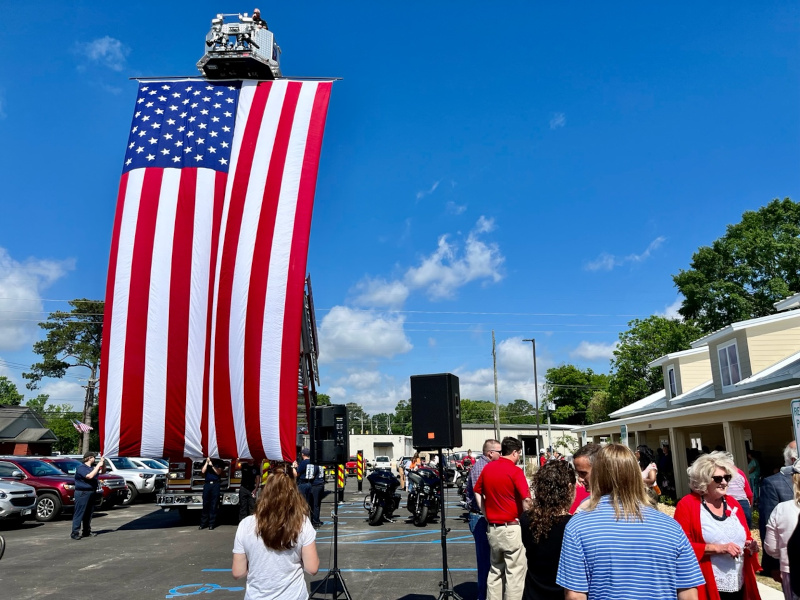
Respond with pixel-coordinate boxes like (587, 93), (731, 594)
(368, 504), (384, 526)
(414, 505), (429, 527)
(122, 483), (138, 506)
(35, 493), (62, 522)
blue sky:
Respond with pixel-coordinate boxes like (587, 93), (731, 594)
(1, 2), (799, 416)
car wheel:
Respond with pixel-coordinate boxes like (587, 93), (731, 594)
(35, 493), (62, 522)
(122, 483), (138, 506)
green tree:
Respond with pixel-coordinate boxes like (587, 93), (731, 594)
(586, 390), (613, 424)
(608, 316), (702, 410)
(345, 402), (370, 433)
(460, 398), (497, 424)
(23, 299), (104, 453)
(391, 399), (412, 435)
(316, 393), (331, 406)
(0, 376), (24, 406)
(45, 403), (83, 454)
(24, 393), (50, 414)
(501, 398), (538, 424)
(544, 365), (609, 425)
(673, 198), (800, 334)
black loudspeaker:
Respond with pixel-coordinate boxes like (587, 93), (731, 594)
(410, 373), (462, 449)
(310, 405), (349, 466)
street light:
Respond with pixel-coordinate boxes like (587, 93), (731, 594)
(522, 339), (541, 455)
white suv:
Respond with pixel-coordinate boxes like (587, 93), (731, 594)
(100, 457), (167, 505)
(374, 456), (392, 472)
(0, 479), (36, 522)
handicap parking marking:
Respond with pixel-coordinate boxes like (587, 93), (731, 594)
(166, 582), (244, 598)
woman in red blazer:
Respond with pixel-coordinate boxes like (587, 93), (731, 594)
(674, 451), (761, 600)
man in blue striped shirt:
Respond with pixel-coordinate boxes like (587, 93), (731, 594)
(556, 444), (703, 600)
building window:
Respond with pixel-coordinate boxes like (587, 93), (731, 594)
(717, 341), (741, 387)
(667, 366), (677, 398)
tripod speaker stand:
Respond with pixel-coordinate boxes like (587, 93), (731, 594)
(309, 476), (352, 600)
(436, 448), (462, 600)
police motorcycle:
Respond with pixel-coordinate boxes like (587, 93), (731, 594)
(406, 466), (441, 527)
(442, 456), (467, 492)
(364, 469), (402, 526)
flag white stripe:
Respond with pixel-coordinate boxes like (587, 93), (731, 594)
(207, 81), (257, 458)
(104, 169), (145, 456)
(184, 168), (216, 458)
(141, 169), (180, 455)
(260, 82), (318, 459)
(230, 81), (288, 459)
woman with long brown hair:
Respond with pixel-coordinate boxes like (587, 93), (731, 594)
(521, 460), (575, 600)
(232, 461), (319, 599)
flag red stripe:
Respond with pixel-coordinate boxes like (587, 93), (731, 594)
(279, 82), (333, 459)
(244, 82), (302, 459)
(119, 169), (163, 456)
(162, 168), (197, 458)
(213, 84), (272, 458)
(99, 172), (130, 452)
(201, 172), (228, 456)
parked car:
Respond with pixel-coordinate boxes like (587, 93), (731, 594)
(40, 457), (127, 509)
(93, 457), (166, 505)
(374, 456), (392, 472)
(130, 458), (169, 474)
(345, 456), (359, 476)
(0, 479), (36, 522)
(0, 457), (98, 522)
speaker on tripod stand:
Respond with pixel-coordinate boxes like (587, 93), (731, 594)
(309, 405), (352, 600)
(410, 373), (463, 600)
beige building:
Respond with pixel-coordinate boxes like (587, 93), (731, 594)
(576, 293), (800, 499)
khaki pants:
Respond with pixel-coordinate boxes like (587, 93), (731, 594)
(486, 523), (527, 600)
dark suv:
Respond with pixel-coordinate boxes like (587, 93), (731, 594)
(0, 457), (100, 522)
(41, 457), (127, 509)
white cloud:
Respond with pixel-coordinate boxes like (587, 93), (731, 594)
(0, 248), (74, 351)
(404, 217), (504, 300)
(570, 341), (618, 361)
(75, 36), (130, 71)
(585, 236), (666, 271)
(659, 297), (684, 320)
(446, 201), (467, 215)
(550, 112), (566, 129)
(40, 380), (86, 410)
(352, 277), (409, 309)
(416, 180), (440, 200)
(334, 370), (382, 391)
(318, 307), (412, 362)
(353, 216), (504, 308)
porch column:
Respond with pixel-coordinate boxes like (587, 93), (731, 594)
(670, 427), (689, 499)
(722, 421), (747, 470)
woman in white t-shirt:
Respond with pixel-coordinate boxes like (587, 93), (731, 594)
(232, 463), (320, 599)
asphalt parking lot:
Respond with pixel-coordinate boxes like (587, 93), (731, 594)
(0, 482), (478, 600)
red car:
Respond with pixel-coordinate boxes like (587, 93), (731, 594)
(345, 455), (359, 476)
(40, 457), (127, 509)
(0, 457), (101, 522)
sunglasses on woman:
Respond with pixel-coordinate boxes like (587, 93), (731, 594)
(711, 474), (732, 484)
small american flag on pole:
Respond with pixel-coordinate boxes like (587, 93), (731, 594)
(72, 420), (94, 434)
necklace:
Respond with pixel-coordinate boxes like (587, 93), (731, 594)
(701, 496), (728, 521)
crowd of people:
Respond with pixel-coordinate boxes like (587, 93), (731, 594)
(170, 435), (800, 599)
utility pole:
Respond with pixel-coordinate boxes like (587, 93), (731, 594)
(492, 330), (500, 442)
(522, 339), (541, 455)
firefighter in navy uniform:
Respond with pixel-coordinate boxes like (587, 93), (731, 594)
(199, 457), (224, 530)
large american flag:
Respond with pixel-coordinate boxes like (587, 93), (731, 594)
(99, 78), (333, 461)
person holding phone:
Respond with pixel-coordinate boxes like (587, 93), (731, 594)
(72, 452), (104, 540)
(200, 457), (224, 530)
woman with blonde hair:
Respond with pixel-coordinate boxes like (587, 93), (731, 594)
(764, 459), (800, 600)
(556, 444), (704, 600)
(232, 462), (319, 599)
(674, 451), (761, 600)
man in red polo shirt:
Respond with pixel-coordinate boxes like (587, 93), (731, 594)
(474, 436), (532, 600)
